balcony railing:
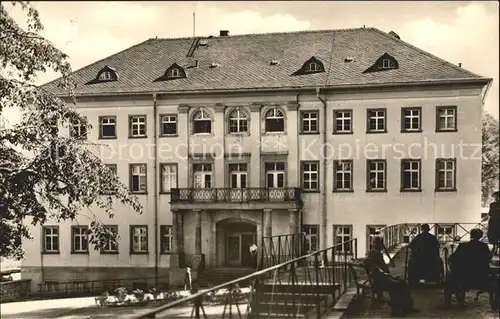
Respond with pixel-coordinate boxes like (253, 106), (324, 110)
(170, 188), (301, 203)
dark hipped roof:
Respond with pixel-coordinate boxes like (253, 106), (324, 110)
(42, 27), (488, 96)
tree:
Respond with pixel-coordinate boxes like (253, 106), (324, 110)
(482, 110), (499, 199)
(0, 2), (142, 259)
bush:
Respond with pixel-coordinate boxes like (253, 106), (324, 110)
(114, 287), (128, 303)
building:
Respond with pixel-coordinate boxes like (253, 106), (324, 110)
(21, 28), (492, 292)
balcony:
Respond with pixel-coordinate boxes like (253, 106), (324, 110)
(170, 187), (302, 210)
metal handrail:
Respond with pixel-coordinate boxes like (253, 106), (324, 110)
(134, 238), (358, 319)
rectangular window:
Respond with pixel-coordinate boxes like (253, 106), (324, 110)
(436, 225), (455, 242)
(99, 116), (116, 139)
(130, 164), (147, 193)
(129, 115), (147, 137)
(71, 226), (88, 253)
(401, 107), (421, 132)
(302, 225), (319, 253)
(70, 117), (87, 139)
(333, 225), (353, 253)
(301, 161), (319, 191)
(436, 158), (456, 191)
(436, 106), (457, 131)
(300, 111), (319, 134)
(101, 226), (118, 253)
(367, 225), (386, 251)
(193, 163), (212, 188)
(160, 225), (173, 253)
(367, 160), (386, 191)
(130, 225), (148, 253)
(229, 163), (248, 189)
(367, 109), (386, 133)
(333, 110), (352, 134)
(42, 226), (59, 253)
(160, 114), (177, 136)
(265, 162), (285, 188)
(160, 163), (177, 193)
(333, 160), (353, 192)
(401, 159), (421, 191)
(101, 164), (117, 194)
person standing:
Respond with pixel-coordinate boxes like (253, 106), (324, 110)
(184, 267), (192, 292)
(407, 224), (441, 284)
(249, 244), (258, 269)
(487, 191), (499, 254)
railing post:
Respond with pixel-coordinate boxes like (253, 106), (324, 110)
(315, 253), (321, 318)
(278, 236), (282, 265)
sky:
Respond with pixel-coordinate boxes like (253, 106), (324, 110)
(4, 1), (499, 120)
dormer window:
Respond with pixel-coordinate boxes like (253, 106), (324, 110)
(168, 68), (180, 78)
(154, 63), (186, 82)
(86, 65), (118, 84)
(379, 59), (395, 70)
(363, 53), (399, 73)
(99, 71), (112, 81)
(292, 56), (325, 76)
(307, 62), (321, 72)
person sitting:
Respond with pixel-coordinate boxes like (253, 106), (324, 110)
(408, 224), (441, 284)
(364, 236), (419, 317)
(448, 228), (493, 297)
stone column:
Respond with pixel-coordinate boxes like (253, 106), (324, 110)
(195, 210), (202, 254)
(178, 211), (185, 267)
(288, 208), (300, 234)
(262, 209), (273, 268)
(170, 210), (179, 268)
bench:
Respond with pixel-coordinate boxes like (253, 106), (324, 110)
(347, 259), (384, 303)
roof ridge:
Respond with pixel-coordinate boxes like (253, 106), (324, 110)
(368, 28), (485, 79)
(150, 27), (370, 41)
(40, 38), (154, 88)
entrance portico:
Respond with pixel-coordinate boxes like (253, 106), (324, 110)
(216, 218), (257, 267)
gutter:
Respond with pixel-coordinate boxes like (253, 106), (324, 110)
(153, 93), (158, 290)
(295, 92), (302, 233)
(481, 79), (493, 104)
(60, 78), (492, 99)
(316, 88), (328, 250)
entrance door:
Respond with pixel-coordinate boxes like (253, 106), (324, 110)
(241, 233), (256, 267)
(366, 225), (386, 252)
(226, 234), (241, 266)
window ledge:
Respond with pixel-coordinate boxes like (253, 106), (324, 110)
(99, 136), (117, 140)
(435, 188), (457, 192)
(332, 131), (353, 135)
(400, 189), (422, 193)
(129, 135), (148, 139)
(366, 189), (387, 193)
(42, 251), (60, 255)
(302, 189), (320, 193)
(129, 192), (148, 195)
(160, 251), (175, 255)
(263, 131), (287, 135)
(192, 133), (214, 137)
(435, 129), (458, 133)
(71, 251), (90, 255)
(333, 189), (354, 193)
(299, 131), (320, 135)
(100, 251), (119, 255)
(130, 251), (149, 255)
(400, 129), (422, 133)
(228, 132), (250, 137)
(366, 130), (388, 134)
(159, 134), (179, 138)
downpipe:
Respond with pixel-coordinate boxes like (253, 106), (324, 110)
(153, 93), (159, 289)
(316, 87), (328, 251)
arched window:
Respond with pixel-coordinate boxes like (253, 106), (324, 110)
(192, 109), (212, 134)
(168, 68), (180, 78)
(379, 59), (395, 70)
(265, 107), (285, 133)
(307, 62), (321, 72)
(99, 71), (112, 81)
(228, 108), (248, 133)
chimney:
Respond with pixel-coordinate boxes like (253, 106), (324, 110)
(219, 30), (229, 36)
(458, 62), (462, 67)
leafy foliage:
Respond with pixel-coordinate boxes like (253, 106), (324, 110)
(0, 2), (142, 259)
(482, 110), (499, 195)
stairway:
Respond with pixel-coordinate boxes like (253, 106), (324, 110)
(249, 281), (341, 318)
(196, 267), (255, 288)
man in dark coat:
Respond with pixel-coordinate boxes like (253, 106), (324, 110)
(364, 237), (419, 317)
(449, 228), (493, 290)
(488, 191), (499, 254)
(408, 224), (441, 284)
